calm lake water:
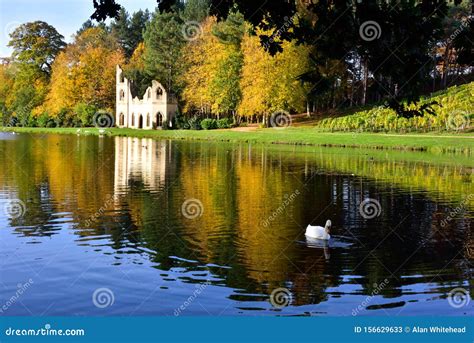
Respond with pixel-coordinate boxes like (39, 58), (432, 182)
(0, 132), (472, 316)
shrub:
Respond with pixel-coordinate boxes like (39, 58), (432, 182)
(46, 119), (56, 128)
(54, 109), (69, 127)
(188, 116), (202, 130)
(316, 82), (473, 133)
(201, 118), (218, 130)
(217, 118), (233, 129)
(36, 112), (50, 127)
(26, 115), (37, 127)
(172, 112), (191, 129)
(74, 103), (97, 127)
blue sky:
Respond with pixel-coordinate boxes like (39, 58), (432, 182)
(0, 0), (157, 56)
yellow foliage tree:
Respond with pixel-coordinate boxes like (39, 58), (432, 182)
(238, 33), (275, 118)
(239, 31), (311, 120)
(0, 64), (15, 114)
(46, 27), (125, 116)
(181, 16), (222, 115)
(271, 40), (312, 113)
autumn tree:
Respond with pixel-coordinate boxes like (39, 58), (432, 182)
(0, 64), (15, 124)
(209, 9), (245, 117)
(239, 31), (311, 122)
(45, 27), (125, 123)
(181, 16), (220, 115)
(238, 33), (274, 120)
(123, 42), (154, 98)
(271, 40), (311, 113)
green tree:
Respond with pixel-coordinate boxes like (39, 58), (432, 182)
(143, 10), (185, 94)
(111, 8), (150, 58)
(181, 0), (210, 23)
(8, 21), (65, 76)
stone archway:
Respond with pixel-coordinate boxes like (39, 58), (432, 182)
(156, 112), (163, 128)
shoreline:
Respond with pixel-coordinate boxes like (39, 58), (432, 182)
(2, 126), (473, 154)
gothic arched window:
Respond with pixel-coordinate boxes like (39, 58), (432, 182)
(156, 88), (163, 99)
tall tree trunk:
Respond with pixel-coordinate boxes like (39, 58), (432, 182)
(442, 45), (450, 89)
(350, 72), (355, 107)
(362, 57), (368, 106)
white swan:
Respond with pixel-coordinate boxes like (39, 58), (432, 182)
(305, 220), (331, 240)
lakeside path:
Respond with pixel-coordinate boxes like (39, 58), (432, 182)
(2, 127), (473, 153)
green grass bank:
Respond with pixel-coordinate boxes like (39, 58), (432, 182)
(2, 126), (473, 154)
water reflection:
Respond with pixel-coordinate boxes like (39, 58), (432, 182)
(0, 133), (472, 316)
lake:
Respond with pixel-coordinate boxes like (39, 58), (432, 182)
(0, 132), (472, 316)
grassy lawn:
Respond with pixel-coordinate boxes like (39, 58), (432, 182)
(2, 126), (473, 153)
